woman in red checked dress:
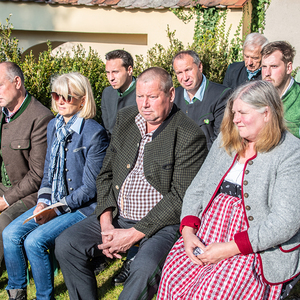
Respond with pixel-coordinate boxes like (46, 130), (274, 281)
(157, 80), (300, 300)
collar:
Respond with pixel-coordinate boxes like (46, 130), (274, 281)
(184, 74), (207, 104)
(70, 116), (84, 134)
(118, 77), (136, 97)
(135, 113), (155, 138)
(2, 92), (28, 120)
(281, 76), (294, 98)
(246, 68), (261, 80)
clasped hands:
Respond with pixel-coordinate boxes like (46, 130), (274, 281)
(98, 226), (144, 259)
(182, 226), (240, 266)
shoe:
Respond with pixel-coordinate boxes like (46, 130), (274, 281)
(93, 256), (108, 276)
(7, 289), (27, 300)
(112, 259), (132, 286)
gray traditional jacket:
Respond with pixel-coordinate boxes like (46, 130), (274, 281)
(181, 131), (300, 284)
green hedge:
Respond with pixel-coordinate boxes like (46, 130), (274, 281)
(1, 13), (243, 124)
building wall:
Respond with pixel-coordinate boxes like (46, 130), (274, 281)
(0, 2), (244, 61)
(264, 0), (300, 68)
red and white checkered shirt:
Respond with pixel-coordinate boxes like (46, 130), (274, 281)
(117, 113), (163, 220)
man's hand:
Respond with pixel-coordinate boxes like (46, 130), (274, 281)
(99, 208), (116, 259)
(99, 227), (145, 259)
(0, 196), (9, 212)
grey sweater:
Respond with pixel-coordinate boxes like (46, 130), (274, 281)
(181, 131), (300, 284)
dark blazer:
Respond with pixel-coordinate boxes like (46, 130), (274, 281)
(0, 95), (53, 208)
(95, 104), (208, 238)
(174, 81), (231, 150)
(38, 117), (109, 216)
(101, 84), (136, 139)
(223, 61), (262, 90)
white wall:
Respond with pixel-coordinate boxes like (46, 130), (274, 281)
(264, 0), (300, 68)
(0, 2), (244, 61)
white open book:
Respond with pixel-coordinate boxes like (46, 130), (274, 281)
(23, 202), (66, 224)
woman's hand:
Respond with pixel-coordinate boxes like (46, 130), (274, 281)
(182, 226), (206, 266)
(33, 203), (48, 215)
(34, 203), (58, 225)
(197, 241), (241, 265)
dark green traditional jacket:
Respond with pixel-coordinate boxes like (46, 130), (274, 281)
(282, 81), (300, 138)
(95, 104), (208, 238)
(174, 80), (231, 149)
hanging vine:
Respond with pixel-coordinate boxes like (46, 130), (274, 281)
(251, 0), (271, 33)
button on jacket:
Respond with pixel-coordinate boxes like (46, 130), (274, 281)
(38, 118), (109, 216)
(181, 132), (300, 284)
(0, 95), (53, 207)
(95, 104), (208, 238)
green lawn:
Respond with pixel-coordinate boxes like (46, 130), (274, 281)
(0, 260), (300, 299)
(0, 259), (124, 300)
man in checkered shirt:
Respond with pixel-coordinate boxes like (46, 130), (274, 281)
(55, 67), (208, 300)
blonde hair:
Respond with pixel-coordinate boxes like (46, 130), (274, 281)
(51, 72), (96, 119)
(221, 80), (286, 155)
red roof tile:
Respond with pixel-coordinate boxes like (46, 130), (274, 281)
(0, 0), (249, 8)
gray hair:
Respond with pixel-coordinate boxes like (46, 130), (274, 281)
(243, 33), (268, 52)
(137, 67), (173, 94)
(172, 50), (201, 67)
(221, 80), (286, 154)
(229, 80), (281, 115)
(0, 61), (24, 85)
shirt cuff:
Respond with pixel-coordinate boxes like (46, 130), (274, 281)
(37, 198), (52, 206)
(234, 230), (254, 255)
(54, 208), (62, 216)
(180, 215), (201, 234)
(2, 195), (9, 206)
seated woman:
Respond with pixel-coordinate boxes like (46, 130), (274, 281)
(157, 80), (300, 300)
(3, 72), (109, 300)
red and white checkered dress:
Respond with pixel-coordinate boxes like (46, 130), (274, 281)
(157, 193), (282, 300)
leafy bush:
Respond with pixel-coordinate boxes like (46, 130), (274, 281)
(1, 10), (244, 123)
(0, 15), (21, 64)
(0, 17), (108, 123)
(136, 10), (243, 85)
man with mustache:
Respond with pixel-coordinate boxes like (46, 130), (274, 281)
(262, 41), (300, 138)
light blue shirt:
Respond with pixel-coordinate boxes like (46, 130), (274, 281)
(184, 74), (207, 104)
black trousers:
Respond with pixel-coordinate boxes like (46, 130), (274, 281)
(55, 214), (179, 300)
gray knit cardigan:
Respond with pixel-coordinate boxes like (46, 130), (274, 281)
(181, 131), (300, 284)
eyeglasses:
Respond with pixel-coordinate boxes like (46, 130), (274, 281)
(51, 92), (76, 103)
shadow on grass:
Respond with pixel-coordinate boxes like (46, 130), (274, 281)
(97, 259), (124, 299)
(0, 274), (7, 290)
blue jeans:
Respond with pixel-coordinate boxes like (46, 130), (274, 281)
(3, 206), (86, 300)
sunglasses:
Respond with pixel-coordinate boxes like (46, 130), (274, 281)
(51, 92), (77, 103)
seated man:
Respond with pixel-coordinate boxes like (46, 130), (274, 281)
(262, 41), (300, 138)
(55, 67), (208, 300)
(101, 49), (136, 139)
(0, 61), (53, 275)
(223, 32), (268, 89)
(173, 50), (231, 149)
